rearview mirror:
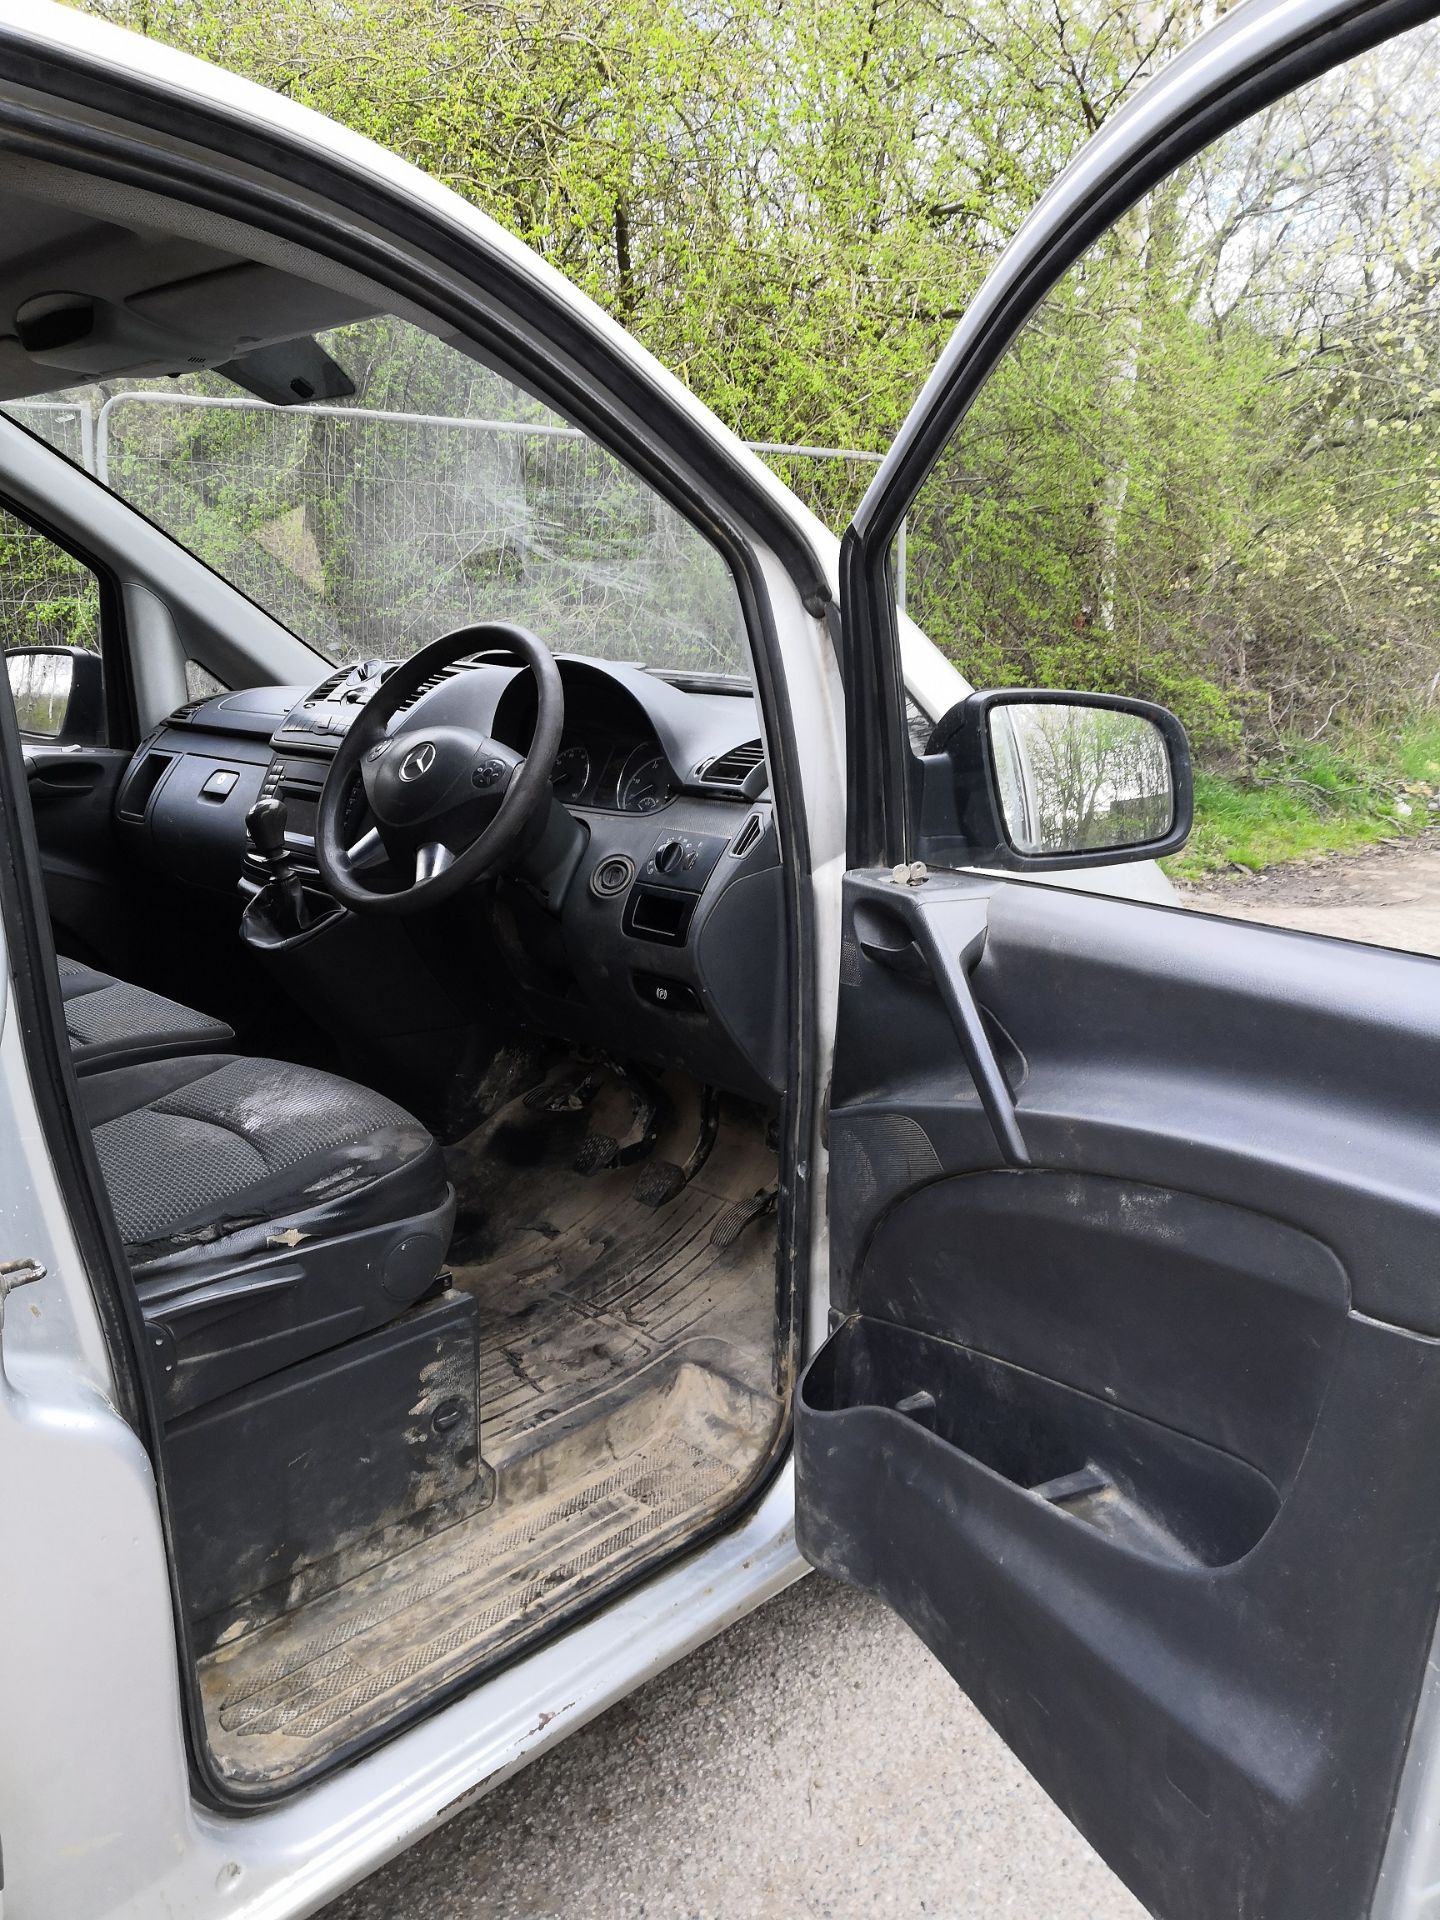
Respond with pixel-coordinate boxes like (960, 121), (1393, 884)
(924, 689), (1192, 870)
(5, 646), (104, 743)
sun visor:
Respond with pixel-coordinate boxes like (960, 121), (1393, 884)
(2, 262), (371, 397)
(216, 334), (355, 405)
(128, 261), (370, 344)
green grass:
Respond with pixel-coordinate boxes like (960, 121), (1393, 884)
(1164, 717), (1440, 883)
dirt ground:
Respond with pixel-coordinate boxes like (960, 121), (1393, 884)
(1179, 827), (1440, 955)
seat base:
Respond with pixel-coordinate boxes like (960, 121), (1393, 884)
(168, 1288), (489, 1630)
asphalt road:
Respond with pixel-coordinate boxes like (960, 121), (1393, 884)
(321, 1572), (1146, 1920)
(321, 839), (1440, 1920)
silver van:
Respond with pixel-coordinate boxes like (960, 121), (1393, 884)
(0, 2), (1435, 1916)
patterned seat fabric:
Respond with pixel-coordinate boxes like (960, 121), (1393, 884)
(57, 955), (233, 1074)
(84, 1052), (431, 1253)
(80, 1052), (455, 1417)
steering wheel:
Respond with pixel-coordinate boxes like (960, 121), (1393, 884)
(315, 622), (564, 915)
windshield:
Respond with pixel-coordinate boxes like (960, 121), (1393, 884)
(2, 314), (747, 677)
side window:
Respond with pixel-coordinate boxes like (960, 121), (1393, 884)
(0, 506), (105, 743)
(903, 19), (1440, 956)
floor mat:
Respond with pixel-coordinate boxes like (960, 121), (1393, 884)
(201, 1360), (770, 1783)
(198, 1064), (782, 1787)
(453, 1069), (781, 1468)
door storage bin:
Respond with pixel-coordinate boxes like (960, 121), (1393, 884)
(800, 1315), (1278, 1570)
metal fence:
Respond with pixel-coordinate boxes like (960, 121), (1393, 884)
(0, 390), (901, 665)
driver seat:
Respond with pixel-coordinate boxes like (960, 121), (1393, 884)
(80, 1051), (455, 1417)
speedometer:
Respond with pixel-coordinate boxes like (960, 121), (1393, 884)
(618, 747), (676, 814)
(550, 741), (591, 802)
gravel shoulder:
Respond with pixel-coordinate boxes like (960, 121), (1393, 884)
(1179, 827), (1440, 954)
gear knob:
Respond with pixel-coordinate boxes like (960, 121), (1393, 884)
(246, 796), (289, 861)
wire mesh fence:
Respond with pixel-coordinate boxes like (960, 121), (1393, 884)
(0, 390), (897, 670)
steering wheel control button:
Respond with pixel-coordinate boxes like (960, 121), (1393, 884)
(590, 854), (636, 899)
(633, 972), (701, 1014)
(472, 758), (506, 789)
(366, 740), (391, 762)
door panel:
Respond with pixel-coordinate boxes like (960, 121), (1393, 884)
(23, 745), (137, 969)
(798, 870), (1440, 1920)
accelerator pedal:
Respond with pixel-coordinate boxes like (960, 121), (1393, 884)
(710, 1185), (777, 1250)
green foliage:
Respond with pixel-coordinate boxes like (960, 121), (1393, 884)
(64, 0), (1440, 824)
(69, 0), (1175, 471)
(0, 507), (98, 650)
(1170, 718), (1440, 878)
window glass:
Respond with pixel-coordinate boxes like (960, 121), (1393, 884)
(4, 316), (746, 679)
(901, 19), (1440, 953)
(184, 660), (228, 702)
(0, 506), (104, 741)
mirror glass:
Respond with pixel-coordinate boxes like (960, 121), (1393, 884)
(989, 702), (1174, 856)
(6, 649), (74, 737)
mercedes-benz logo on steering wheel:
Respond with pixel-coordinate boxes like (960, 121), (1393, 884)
(399, 741), (437, 783)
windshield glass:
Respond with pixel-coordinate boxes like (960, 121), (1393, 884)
(2, 314), (746, 676)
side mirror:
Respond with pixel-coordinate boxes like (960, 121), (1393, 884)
(923, 689), (1192, 870)
(5, 646), (104, 744)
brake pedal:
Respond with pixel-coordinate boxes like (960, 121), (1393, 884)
(635, 1160), (687, 1208)
(635, 1087), (720, 1210)
(572, 1130), (619, 1175)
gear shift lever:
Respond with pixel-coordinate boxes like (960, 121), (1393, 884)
(246, 796), (308, 934)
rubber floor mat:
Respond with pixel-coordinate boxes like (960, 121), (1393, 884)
(200, 1361), (772, 1784)
(451, 1072), (781, 1466)
(197, 1067), (783, 1788)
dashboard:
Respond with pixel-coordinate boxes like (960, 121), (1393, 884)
(112, 653), (787, 1103)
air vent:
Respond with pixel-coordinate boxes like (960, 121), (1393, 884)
(303, 669), (350, 707)
(730, 812), (765, 858)
(166, 698), (210, 725)
(393, 658), (477, 715)
(696, 740), (764, 789)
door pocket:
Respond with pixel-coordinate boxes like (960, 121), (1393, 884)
(802, 1316), (1279, 1571)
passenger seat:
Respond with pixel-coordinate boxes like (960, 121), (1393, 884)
(57, 954), (233, 1074)
(81, 1051), (456, 1415)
